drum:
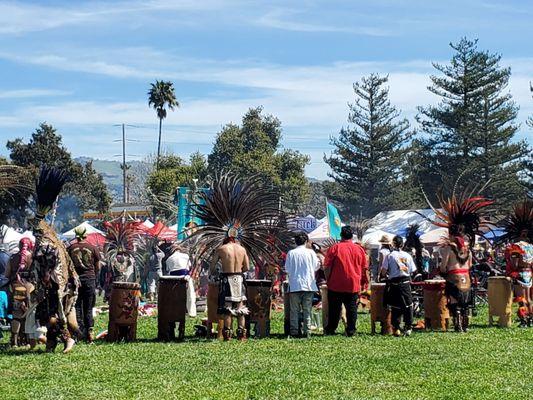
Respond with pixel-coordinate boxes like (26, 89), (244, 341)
(246, 279), (272, 338)
(370, 283), (392, 335)
(488, 276), (513, 328)
(423, 280), (449, 331)
(207, 282), (224, 339)
(157, 276), (188, 341)
(107, 282), (140, 342)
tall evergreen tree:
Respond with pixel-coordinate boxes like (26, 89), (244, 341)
(416, 38), (530, 207)
(325, 74), (413, 217)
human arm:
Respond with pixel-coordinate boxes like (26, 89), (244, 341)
(242, 251), (250, 273)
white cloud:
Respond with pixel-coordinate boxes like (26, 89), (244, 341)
(0, 88), (71, 99)
(255, 9), (392, 36)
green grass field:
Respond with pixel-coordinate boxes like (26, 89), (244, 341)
(1, 306), (531, 400)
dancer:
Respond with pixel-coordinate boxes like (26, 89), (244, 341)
(501, 199), (532, 327)
(421, 188), (493, 332)
(185, 172), (290, 341)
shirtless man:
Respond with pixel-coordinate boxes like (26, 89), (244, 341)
(210, 237), (250, 341)
(438, 226), (473, 332)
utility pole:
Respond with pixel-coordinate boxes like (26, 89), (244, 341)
(122, 123), (127, 203)
(113, 124), (139, 204)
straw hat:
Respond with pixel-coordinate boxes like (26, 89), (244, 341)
(378, 235), (391, 245)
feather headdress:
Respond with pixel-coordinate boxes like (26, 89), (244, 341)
(418, 183), (494, 247)
(500, 198), (533, 243)
(184, 172), (291, 264)
(404, 224), (423, 271)
(351, 217), (372, 243)
(34, 165), (69, 221)
(103, 218), (143, 260)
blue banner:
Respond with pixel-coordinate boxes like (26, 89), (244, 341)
(327, 202), (342, 240)
(176, 186), (208, 240)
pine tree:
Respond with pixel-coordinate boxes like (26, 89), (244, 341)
(416, 38), (530, 207)
(325, 74), (413, 217)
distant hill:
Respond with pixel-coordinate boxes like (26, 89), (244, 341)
(75, 157), (151, 200)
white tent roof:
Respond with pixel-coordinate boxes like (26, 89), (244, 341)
(362, 230), (395, 248)
(420, 227), (448, 244)
(0, 225), (35, 247)
(169, 224), (178, 231)
(370, 209), (438, 236)
(62, 221), (103, 240)
(308, 221), (329, 240)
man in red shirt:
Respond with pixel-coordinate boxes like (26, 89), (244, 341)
(323, 226), (368, 336)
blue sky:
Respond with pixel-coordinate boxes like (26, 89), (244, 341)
(0, 0), (531, 179)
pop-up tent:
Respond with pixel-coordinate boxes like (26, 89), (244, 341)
(62, 221), (104, 240)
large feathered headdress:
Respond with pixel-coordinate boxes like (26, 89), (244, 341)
(500, 198), (533, 243)
(184, 172), (291, 264)
(103, 218), (143, 259)
(34, 165), (69, 221)
(419, 184), (494, 247)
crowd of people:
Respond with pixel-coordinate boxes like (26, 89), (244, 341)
(0, 167), (531, 352)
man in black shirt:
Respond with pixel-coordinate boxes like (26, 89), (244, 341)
(68, 228), (101, 343)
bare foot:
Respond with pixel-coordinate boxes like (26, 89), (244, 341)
(63, 338), (75, 354)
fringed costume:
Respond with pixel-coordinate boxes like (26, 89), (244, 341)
(420, 189), (494, 332)
(102, 218), (142, 300)
(185, 172), (290, 340)
(501, 199), (533, 327)
(30, 166), (79, 353)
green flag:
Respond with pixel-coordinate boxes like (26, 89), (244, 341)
(327, 201), (342, 240)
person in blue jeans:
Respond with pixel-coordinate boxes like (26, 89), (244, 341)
(285, 232), (320, 338)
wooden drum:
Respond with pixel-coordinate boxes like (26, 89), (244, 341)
(370, 283), (392, 335)
(246, 279), (272, 338)
(207, 282), (224, 339)
(157, 276), (188, 341)
(488, 276), (513, 328)
(108, 282), (140, 342)
(423, 280), (449, 331)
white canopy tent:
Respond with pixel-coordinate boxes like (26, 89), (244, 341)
(0, 225), (35, 249)
(361, 230), (395, 249)
(420, 227), (448, 245)
(61, 221), (104, 240)
(369, 209), (438, 236)
(308, 221), (329, 240)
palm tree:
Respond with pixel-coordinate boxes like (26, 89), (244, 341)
(148, 80), (179, 169)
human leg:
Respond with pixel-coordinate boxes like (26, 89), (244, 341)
(301, 292), (314, 336)
(289, 292), (303, 336)
(325, 290), (342, 335)
(343, 292), (359, 336)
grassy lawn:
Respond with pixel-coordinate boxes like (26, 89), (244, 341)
(0, 304), (531, 400)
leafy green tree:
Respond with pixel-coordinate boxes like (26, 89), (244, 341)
(208, 107), (310, 213)
(325, 74), (413, 217)
(148, 80), (179, 169)
(6, 123), (111, 224)
(416, 38), (530, 207)
(146, 152), (208, 218)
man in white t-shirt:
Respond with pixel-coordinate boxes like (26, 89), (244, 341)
(165, 245), (196, 317)
(380, 235), (417, 336)
(284, 232), (320, 338)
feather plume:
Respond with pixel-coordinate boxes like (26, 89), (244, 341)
(404, 224), (423, 271)
(35, 165), (69, 220)
(500, 198), (533, 243)
(417, 182), (494, 247)
(184, 172), (291, 265)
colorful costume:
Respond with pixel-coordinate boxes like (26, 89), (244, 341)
(501, 199), (533, 327)
(185, 172), (290, 340)
(30, 166), (80, 353)
(420, 188), (493, 332)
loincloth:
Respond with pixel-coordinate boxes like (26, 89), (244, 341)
(445, 272), (471, 307)
(218, 273), (249, 316)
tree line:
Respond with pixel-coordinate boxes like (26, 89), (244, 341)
(1, 37), (531, 225)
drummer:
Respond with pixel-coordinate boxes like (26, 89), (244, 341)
(380, 235), (417, 337)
